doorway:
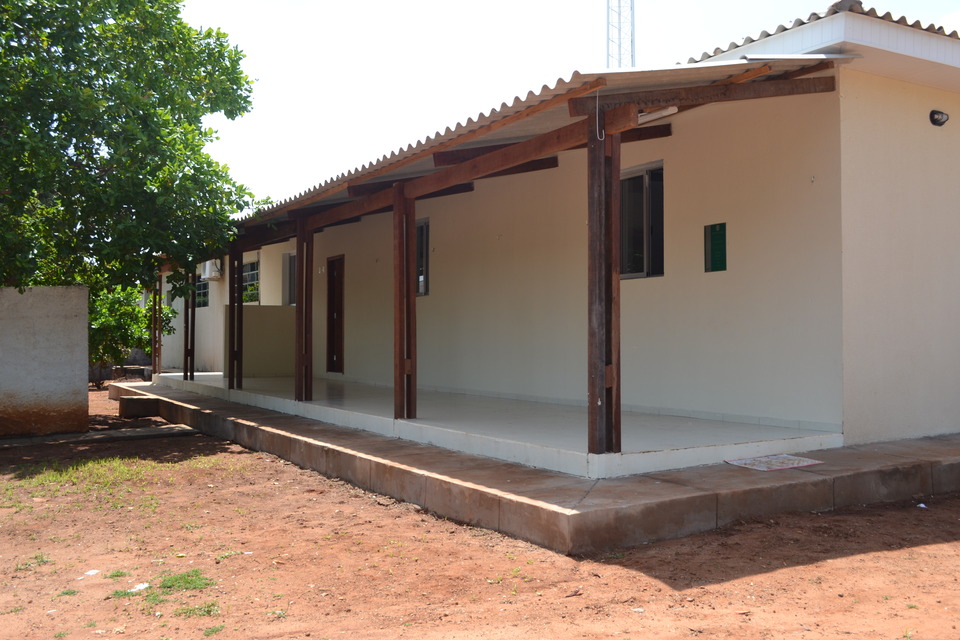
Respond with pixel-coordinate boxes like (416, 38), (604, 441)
(326, 255), (344, 373)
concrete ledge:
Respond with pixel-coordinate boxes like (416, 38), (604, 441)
(796, 448), (933, 507)
(118, 396), (160, 418)
(650, 464), (834, 527)
(109, 383), (960, 554)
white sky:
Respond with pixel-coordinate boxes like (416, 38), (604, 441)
(179, 0), (960, 204)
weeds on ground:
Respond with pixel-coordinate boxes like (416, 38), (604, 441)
(174, 601), (220, 618)
(157, 569), (215, 592)
(15, 552), (51, 571)
(3, 456), (248, 511)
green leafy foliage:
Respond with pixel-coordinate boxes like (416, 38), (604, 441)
(0, 0), (253, 290)
(88, 286), (174, 369)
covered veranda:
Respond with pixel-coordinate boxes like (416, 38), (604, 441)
(168, 58), (845, 478)
(154, 373), (841, 478)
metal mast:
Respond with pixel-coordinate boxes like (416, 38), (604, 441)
(606, 0), (635, 68)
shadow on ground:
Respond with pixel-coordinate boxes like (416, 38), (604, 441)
(583, 492), (960, 589)
(0, 434), (243, 477)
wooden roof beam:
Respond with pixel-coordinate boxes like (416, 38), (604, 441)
(568, 76), (836, 117)
(306, 103), (638, 232)
(234, 220), (298, 252)
(715, 64), (773, 85)
(772, 60), (835, 81)
(405, 103), (637, 200)
(570, 123), (672, 149)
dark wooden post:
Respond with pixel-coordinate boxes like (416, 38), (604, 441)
(227, 247), (244, 390)
(586, 109), (623, 454)
(393, 183), (417, 419)
(151, 277), (162, 375)
(183, 270), (197, 381)
(295, 219), (314, 401)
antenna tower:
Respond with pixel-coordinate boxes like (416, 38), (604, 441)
(606, 0), (635, 68)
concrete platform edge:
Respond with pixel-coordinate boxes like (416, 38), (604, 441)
(108, 383), (960, 555)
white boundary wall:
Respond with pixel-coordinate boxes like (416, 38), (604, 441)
(0, 286), (88, 435)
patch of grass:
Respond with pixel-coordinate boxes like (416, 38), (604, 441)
(203, 625), (225, 637)
(6, 456), (243, 511)
(107, 570), (129, 580)
(15, 457), (153, 496)
(906, 603), (919, 609)
(174, 601), (219, 618)
(83, 621), (96, 628)
(110, 589), (137, 599)
(0, 606), (24, 615)
(268, 609), (287, 619)
(182, 522), (202, 531)
(144, 591), (166, 606)
(56, 589), (79, 597)
(215, 551), (240, 563)
(158, 569), (214, 592)
(54, 632), (68, 638)
(15, 552), (52, 571)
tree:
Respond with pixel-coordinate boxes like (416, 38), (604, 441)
(88, 286), (175, 387)
(0, 0), (253, 291)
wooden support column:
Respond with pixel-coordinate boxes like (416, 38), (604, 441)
(294, 219), (314, 401)
(227, 247), (244, 390)
(393, 183), (417, 419)
(183, 271), (197, 381)
(586, 109), (622, 454)
(151, 277), (162, 375)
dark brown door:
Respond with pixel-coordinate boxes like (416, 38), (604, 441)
(326, 255), (344, 373)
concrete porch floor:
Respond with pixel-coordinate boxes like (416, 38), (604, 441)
(111, 381), (960, 554)
(152, 372), (842, 478)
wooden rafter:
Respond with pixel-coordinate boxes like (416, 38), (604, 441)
(572, 123), (671, 150)
(773, 60), (835, 81)
(348, 180), (476, 200)
(715, 64), (773, 85)
(405, 103), (638, 200)
(235, 220), (298, 252)
(568, 76), (836, 117)
(306, 103), (639, 233)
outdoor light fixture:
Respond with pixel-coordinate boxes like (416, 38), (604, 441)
(637, 106), (679, 125)
(930, 110), (949, 126)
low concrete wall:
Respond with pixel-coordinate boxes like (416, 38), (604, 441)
(0, 287), (88, 436)
(222, 305), (295, 377)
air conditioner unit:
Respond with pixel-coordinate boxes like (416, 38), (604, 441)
(200, 259), (222, 281)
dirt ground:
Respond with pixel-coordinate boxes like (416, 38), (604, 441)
(1, 389), (959, 639)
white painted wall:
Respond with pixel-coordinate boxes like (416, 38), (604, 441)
(0, 286), (88, 435)
(840, 68), (960, 443)
(298, 88), (844, 429)
(313, 214), (394, 385)
(618, 91), (843, 429)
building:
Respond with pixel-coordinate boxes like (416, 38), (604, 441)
(158, 2), (960, 478)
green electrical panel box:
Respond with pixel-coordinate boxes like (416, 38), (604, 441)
(705, 223), (726, 272)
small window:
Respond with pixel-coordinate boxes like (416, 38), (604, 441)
(241, 261), (259, 303)
(283, 253), (297, 305)
(416, 219), (429, 296)
(621, 166), (664, 278)
(704, 223), (727, 272)
(195, 280), (209, 308)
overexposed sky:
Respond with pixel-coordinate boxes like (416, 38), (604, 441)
(180, 0), (960, 204)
